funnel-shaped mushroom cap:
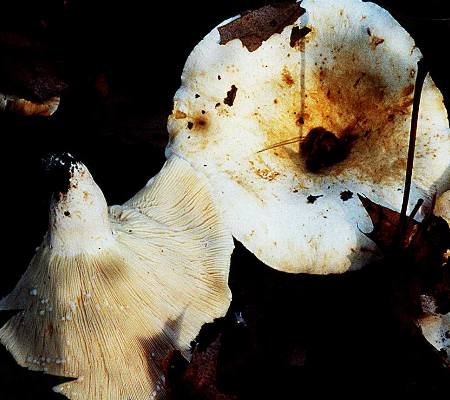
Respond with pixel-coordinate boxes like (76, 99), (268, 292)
(166, 0), (449, 274)
(0, 155), (233, 399)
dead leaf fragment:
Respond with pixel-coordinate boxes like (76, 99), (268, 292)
(218, 3), (305, 52)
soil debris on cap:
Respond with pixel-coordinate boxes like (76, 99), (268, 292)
(224, 85), (238, 106)
(340, 190), (353, 201)
(307, 194), (323, 204)
(218, 3), (305, 52)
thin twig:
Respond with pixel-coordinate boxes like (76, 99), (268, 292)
(397, 58), (429, 248)
(409, 198), (424, 221)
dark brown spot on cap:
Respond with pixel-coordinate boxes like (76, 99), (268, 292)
(370, 36), (384, 48)
(224, 85), (238, 106)
(301, 127), (354, 173)
(218, 3), (304, 52)
(296, 116), (304, 126)
(353, 73), (366, 88)
(196, 117), (207, 127)
(187, 115), (209, 132)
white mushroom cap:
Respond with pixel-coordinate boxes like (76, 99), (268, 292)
(419, 313), (449, 359)
(418, 295), (450, 359)
(0, 154), (233, 399)
(434, 190), (450, 224)
(166, 0), (450, 273)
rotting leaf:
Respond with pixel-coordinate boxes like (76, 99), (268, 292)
(224, 85), (238, 106)
(358, 194), (419, 251)
(358, 194), (450, 267)
(218, 3), (305, 52)
(164, 320), (237, 400)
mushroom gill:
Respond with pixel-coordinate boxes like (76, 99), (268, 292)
(0, 154), (233, 400)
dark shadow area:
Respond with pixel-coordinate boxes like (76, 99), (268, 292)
(167, 241), (449, 398)
(0, 346), (69, 400)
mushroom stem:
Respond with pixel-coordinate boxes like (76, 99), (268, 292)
(44, 153), (114, 257)
(397, 58), (429, 246)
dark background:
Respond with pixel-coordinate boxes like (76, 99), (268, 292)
(0, 1), (449, 398)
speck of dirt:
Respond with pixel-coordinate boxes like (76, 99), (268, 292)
(340, 190), (353, 201)
(224, 85), (238, 106)
(43, 152), (78, 195)
(64, 211), (70, 216)
(307, 194), (323, 204)
(187, 122), (194, 130)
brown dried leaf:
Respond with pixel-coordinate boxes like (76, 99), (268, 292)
(218, 3), (304, 52)
(164, 324), (236, 400)
(358, 194), (419, 250)
(358, 194), (450, 268)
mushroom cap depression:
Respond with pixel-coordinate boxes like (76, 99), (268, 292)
(166, 0), (449, 274)
(0, 154), (233, 400)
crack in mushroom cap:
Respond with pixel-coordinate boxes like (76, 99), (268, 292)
(0, 155), (233, 400)
(166, 0), (450, 274)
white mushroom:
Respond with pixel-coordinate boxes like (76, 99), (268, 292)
(434, 190), (450, 225)
(166, 0), (449, 273)
(418, 295), (449, 360)
(0, 153), (233, 399)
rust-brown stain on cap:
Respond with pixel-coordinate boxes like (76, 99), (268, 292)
(282, 67), (295, 86)
(255, 45), (418, 186)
